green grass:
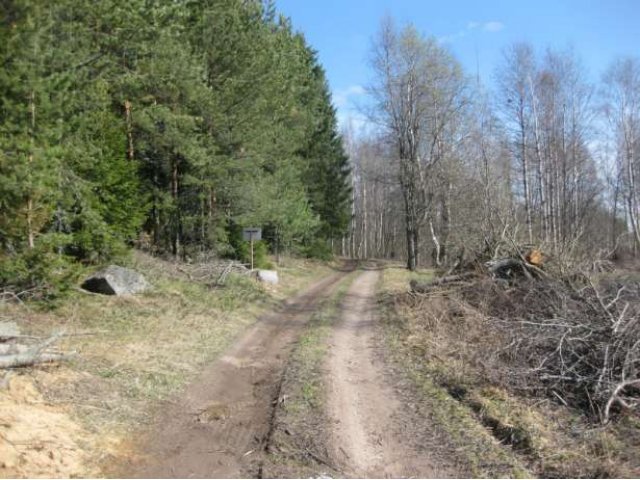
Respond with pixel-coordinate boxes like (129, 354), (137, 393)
(381, 265), (435, 294)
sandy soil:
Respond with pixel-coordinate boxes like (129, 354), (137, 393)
(324, 269), (450, 478)
(121, 269), (350, 478)
(0, 373), (98, 479)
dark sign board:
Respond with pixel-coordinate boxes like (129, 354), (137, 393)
(242, 228), (262, 241)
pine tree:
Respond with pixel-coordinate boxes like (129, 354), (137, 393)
(299, 54), (352, 244)
(1, 0), (353, 291)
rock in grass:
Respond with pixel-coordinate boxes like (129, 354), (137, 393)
(257, 270), (279, 285)
(0, 322), (20, 340)
(81, 265), (151, 295)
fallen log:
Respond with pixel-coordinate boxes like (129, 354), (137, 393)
(410, 272), (477, 293)
(0, 352), (76, 369)
(485, 257), (548, 280)
(0, 331), (74, 369)
(0, 344), (32, 355)
(485, 258), (522, 272)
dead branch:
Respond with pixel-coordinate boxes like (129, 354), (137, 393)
(410, 272), (477, 293)
(603, 379), (640, 423)
(484, 257), (547, 280)
(417, 267), (640, 423)
(0, 352), (76, 369)
(0, 331), (75, 369)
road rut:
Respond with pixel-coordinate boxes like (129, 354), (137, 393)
(124, 269), (350, 478)
(325, 269), (445, 478)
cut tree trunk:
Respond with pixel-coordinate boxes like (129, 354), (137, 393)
(0, 352), (75, 369)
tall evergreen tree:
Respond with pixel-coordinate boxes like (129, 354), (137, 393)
(1, 0), (352, 292)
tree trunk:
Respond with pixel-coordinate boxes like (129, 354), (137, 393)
(403, 182), (418, 271)
(519, 100), (533, 244)
(362, 180), (368, 258)
(429, 219), (441, 266)
(611, 174), (620, 253)
(26, 90), (36, 249)
(124, 100), (134, 161)
(171, 159), (181, 258)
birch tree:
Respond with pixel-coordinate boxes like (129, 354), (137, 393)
(602, 58), (640, 252)
(368, 17), (466, 270)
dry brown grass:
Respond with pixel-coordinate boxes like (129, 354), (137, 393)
(0, 251), (334, 477)
(381, 268), (640, 478)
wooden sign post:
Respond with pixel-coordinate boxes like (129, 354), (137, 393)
(242, 228), (262, 271)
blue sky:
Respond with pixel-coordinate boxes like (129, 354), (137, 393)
(276, 0), (640, 128)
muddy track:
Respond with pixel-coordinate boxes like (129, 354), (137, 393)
(123, 266), (353, 479)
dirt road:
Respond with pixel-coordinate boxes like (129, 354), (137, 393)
(124, 269), (350, 478)
(324, 269), (446, 478)
(124, 266), (450, 478)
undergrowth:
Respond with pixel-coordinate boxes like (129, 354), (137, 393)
(380, 266), (640, 478)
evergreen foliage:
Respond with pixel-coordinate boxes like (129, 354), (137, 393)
(0, 0), (351, 292)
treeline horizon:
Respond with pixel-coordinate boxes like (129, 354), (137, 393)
(343, 16), (640, 270)
(0, 0), (351, 293)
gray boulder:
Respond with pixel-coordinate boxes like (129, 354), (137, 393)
(256, 269), (279, 285)
(81, 265), (151, 295)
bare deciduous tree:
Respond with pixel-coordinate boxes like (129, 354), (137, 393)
(602, 58), (640, 252)
(368, 17), (466, 270)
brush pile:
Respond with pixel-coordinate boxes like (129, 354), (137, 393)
(132, 252), (251, 287)
(175, 260), (250, 286)
(410, 249), (640, 423)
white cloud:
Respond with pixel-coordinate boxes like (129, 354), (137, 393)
(441, 20), (504, 44)
(483, 21), (504, 32)
(333, 85), (374, 133)
(346, 85), (365, 96)
(333, 85), (366, 109)
(337, 111), (371, 134)
(438, 30), (467, 44)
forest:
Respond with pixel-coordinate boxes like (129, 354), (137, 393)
(344, 18), (640, 272)
(1, 2), (639, 477)
(2, 0), (640, 289)
(0, 0), (351, 295)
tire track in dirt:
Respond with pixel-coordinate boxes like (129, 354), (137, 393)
(121, 266), (353, 479)
(325, 269), (452, 478)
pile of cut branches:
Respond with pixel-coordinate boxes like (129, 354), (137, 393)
(131, 252), (252, 288)
(409, 248), (640, 423)
(175, 260), (250, 286)
(462, 277), (640, 422)
(410, 247), (549, 294)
